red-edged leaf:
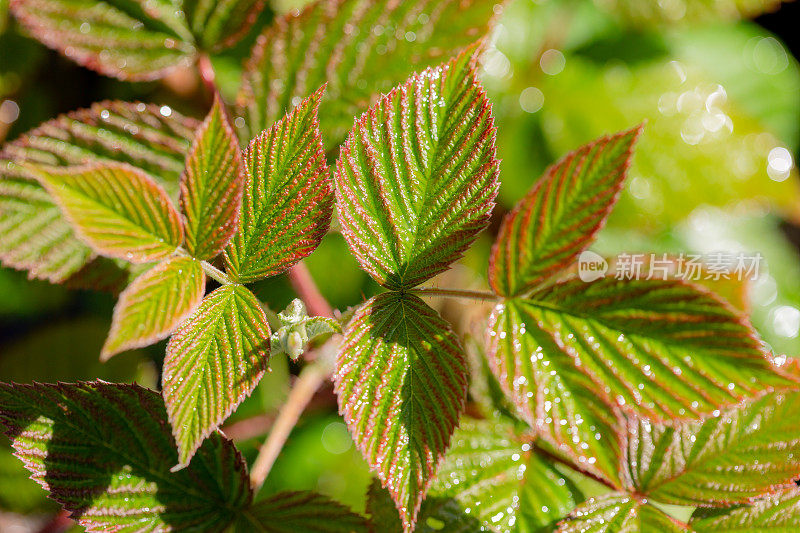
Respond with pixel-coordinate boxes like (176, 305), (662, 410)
(34, 162), (184, 263)
(623, 391), (800, 506)
(233, 491), (368, 532)
(690, 487), (800, 531)
(489, 127), (641, 297)
(102, 256), (205, 359)
(487, 298), (624, 485)
(0, 381), (251, 532)
(163, 284), (271, 468)
(237, 0), (499, 147)
(558, 493), (689, 532)
(180, 95), (244, 260)
(183, 0), (267, 52)
(335, 46), (499, 290)
(503, 278), (795, 421)
(9, 0), (195, 80)
(224, 86), (332, 283)
(334, 292), (468, 531)
(0, 101), (197, 282)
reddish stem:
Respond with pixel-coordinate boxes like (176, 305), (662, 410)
(37, 511), (72, 533)
(288, 262), (333, 318)
(197, 54), (217, 96)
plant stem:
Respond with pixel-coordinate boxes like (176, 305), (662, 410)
(249, 353), (334, 492)
(409, 286), (499, 302)
(288, 261), (334, 317)
(175, 247), (235, 285)
(197, 53), (217, 95)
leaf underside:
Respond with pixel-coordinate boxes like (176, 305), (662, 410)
(489, 127), (641, 297)
(336, 46), (499, 290)
(0, 101), (197, 282)
(487, 297), (623, 485)
(237, 0), (499, 147)
(224, 87), (332, 283)
(102, 256), (205, 359)
(180, 95), (244, 260)
(0, 381), (251, 532)
(36, 163), (184, 263)
(623, 391), (800, 506)
(690, 487), (800, 531)
(334, 292), (468, 530)
(494, 278), (793, 422)
(234, 491), (368, 532)
(163, 284), (271, 468)
(558, 493), (688, 532)
(9, 0), (195, 80)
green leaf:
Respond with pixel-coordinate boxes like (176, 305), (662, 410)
(334, 292), (468, 530)
(102, 256), (205, 359)
(163, 284), (271, 468)
(183, 0), (267, 52)
(691, 487), (800, 531)
(0, 101), (197, 282)
(558, 493), (688, 532)
(237, 0), (499, 146)
(501, 278), (794, 421)
(180, 95), (244, 260)
(0, 381), (251, 531)
(489, 127), (641, 297)
(9, 0), (195, 80)
(335, 47), (499, 290)
(487, 297), (623, 485)
(224, 87), (332, 283)
(35, 162), (184, 263)
(623, 391), (800, 506)
(235, 491), (368, 532)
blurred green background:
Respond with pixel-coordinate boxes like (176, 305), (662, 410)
(1, 0), (799, 530)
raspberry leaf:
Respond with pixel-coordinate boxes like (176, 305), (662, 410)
(163, 284), (271, 468)
(489, 127), (641, 297)
(102, 256), (205, 359)
(334, 292), (468, 530)
(34, 163), (184, 263)
(224, 87), (332, 283)
(335, 47), (499, 289)
(234, 491), (368, 532)
(183, 0), (267, 51)
(180, 95), (244, 260)
(690, 487), (800, 531)
(558, 493), (689, 532)
(0, 381), (251, 532)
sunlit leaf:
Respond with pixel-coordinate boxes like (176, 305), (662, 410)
(489, 127), (641, 297)
(163, 284), (271, 468)
(498, 278), (794, 421)
(691, 487), (800, 531)
(183, 0), (267, 51)
(234, 491), (368, 532)
(34, 163), (184, 263)
(623, 391), (800, 505)
(180, 95), (244, 260)
(0, 101), (197, 282)
(334, 292), (468, 530)
(102, 256), (205, 359)
(538, 58), (800, 231)
(224, 87), (332, 283)
(558, 493), (688, 532)
(0, 381), (251, 532)
(9, 0), (195, 80)
(487, 297), (623, 485)
(237, 0), (499, 146)
(336, 47), (499, 290)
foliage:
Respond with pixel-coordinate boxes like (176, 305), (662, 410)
(1, 0), (799, 532)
